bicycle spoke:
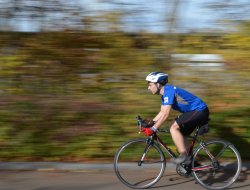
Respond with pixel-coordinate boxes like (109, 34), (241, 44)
(214, 144), (229, 160)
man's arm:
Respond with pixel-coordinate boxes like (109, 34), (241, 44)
(153, 105), (171, 129)
(153, 110), (162, 122)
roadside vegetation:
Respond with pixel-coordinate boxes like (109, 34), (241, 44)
(0, 22), (249, 161)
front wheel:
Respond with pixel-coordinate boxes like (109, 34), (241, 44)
(192, 140), (242, 190)
(114, 138), (166, 189)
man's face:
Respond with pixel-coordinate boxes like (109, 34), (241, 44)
(147, 82), (158, 94)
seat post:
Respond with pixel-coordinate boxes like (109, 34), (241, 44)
(193, 126), (200, 139)
(188, 126), (201, 155)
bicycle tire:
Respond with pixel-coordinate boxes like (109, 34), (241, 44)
(192, 140), (242, 190)
(114, 138), (166, 189)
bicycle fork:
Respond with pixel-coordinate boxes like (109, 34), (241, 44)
(138, 138), (154, 166)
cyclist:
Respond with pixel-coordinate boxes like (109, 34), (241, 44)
(143, 72), (209, 164)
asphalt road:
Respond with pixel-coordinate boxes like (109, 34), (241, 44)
(0, 168), (249, 190)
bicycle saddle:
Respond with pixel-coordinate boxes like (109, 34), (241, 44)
(197, 119), (210, 135)
(198, 123), (209, 135)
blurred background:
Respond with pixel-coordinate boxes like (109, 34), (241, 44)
(0, 0), (249, 162)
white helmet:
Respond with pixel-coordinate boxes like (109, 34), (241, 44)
(146, 72), (168, 85)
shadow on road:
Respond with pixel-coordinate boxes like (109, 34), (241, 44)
(151, 168), (250, 190)
(151, 173), (194, 188)
(228, 165), (250, 189)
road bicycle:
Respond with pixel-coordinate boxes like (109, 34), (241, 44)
(114, 116), (242, 190)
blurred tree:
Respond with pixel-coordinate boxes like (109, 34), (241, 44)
(164, 0), (181, 68)
(203, 0), (250, 29)
(0, 0), (83, 31)
(95, 0), (183, 70)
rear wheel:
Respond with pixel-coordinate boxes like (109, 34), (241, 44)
(114, 138), (166, 189)
(192, 140), (242, 190)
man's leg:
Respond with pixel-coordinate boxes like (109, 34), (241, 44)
(169, 121), (187, 154)
(170, 121), (191, 164)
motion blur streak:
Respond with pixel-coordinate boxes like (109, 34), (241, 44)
(0, 0), (249, 162)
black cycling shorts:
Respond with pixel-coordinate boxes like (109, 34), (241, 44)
(175, 108), (209, 136)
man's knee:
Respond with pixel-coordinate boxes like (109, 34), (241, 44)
(170, 122), (180, 134)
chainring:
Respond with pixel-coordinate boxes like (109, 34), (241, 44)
(176, 164), (192, 178)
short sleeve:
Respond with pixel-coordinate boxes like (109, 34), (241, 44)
(161, 86), (175, 105)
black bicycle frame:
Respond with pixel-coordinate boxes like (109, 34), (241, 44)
(156, 135), (177, 158)
(138, 126), (206, 162)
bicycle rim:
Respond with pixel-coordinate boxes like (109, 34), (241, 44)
(114, 138), (166, 189)
(192, 140), (242, 190)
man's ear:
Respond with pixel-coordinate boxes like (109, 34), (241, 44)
(156, 83), (162, 88)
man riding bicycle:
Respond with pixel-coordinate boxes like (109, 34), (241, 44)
(143, 72), (209, 164)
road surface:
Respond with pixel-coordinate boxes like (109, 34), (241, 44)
(0, 168), (249, 190)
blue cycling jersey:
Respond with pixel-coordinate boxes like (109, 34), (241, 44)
(161, 85), (207, 113)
